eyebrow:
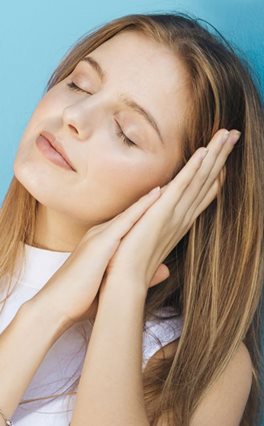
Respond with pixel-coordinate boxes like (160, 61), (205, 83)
(79, 56), (165, 146)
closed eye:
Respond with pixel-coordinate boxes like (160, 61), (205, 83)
(114, 121), (137, 148)
(67, 81), (137, 148)
(67, 81), (92, 94)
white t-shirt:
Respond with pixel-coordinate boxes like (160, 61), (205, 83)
(0, 242), (183, 425)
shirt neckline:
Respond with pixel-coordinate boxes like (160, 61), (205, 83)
(12, 242), (72, 290)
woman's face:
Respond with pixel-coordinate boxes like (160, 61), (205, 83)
(14, 31), (190, 248)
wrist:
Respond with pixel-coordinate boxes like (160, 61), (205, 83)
(99, 275), (147, 306)
(22, 293), (74, 341)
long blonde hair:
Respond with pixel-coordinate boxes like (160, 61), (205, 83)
(1, 11), (263, 425)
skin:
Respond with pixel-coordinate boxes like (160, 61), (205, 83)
(8, 28), (249, 425)
(13, 30), (191, 252)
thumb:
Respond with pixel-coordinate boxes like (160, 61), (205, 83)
(148, 263), (170, 288)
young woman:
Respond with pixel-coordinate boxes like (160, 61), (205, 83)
(0, 11), (263, 426)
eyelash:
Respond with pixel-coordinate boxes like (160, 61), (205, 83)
(67, 81), (137, 148)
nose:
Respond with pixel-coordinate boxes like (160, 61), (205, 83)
(62, 103), (91, 139)
(61, 94), (106, 140)
(67, 123), (78, 135)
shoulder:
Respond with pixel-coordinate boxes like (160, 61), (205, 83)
(190, 341), (253, 425)
(153, 341), (253, 426)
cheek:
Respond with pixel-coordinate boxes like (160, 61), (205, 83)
(81, 149), (162, 219)
(20, 90), (64, 144)
(33, 89), (63, 119)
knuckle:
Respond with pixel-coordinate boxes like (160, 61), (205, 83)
(177, 175), (192, 191)
(198, 166), (209, 180)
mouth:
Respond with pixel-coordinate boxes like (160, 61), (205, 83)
(39, 130), (77, 172)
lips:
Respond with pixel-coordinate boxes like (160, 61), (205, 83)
(40, 130), (76, 171)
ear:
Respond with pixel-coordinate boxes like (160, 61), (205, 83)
(148, 263), (170, 288)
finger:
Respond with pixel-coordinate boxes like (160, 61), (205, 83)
(166, 169), (225, 241)
(188, 164), (226, 222)
(81, 186), (161, 250)
(108, 186), (162, 241)
(191, 175), (222, 222)
(184, 130), (240, 222)
(160, 129), (229, 211)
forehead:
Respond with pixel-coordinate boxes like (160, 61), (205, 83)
(80, 31), (191, 146)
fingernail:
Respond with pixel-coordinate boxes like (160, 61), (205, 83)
(149, 186), (160, 195)
(219, 130), (230, 144)
(230, 130), (241, 144)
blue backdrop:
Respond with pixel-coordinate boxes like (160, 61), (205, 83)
(0, 0), (263, 423)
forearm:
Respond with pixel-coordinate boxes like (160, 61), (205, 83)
(0, 298), (70, 421)
(70, 281), (149, 426)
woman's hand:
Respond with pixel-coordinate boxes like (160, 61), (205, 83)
(98, 129), (241, 297)
(29, 187), (169, 326)
(30, 128), (240, 327)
